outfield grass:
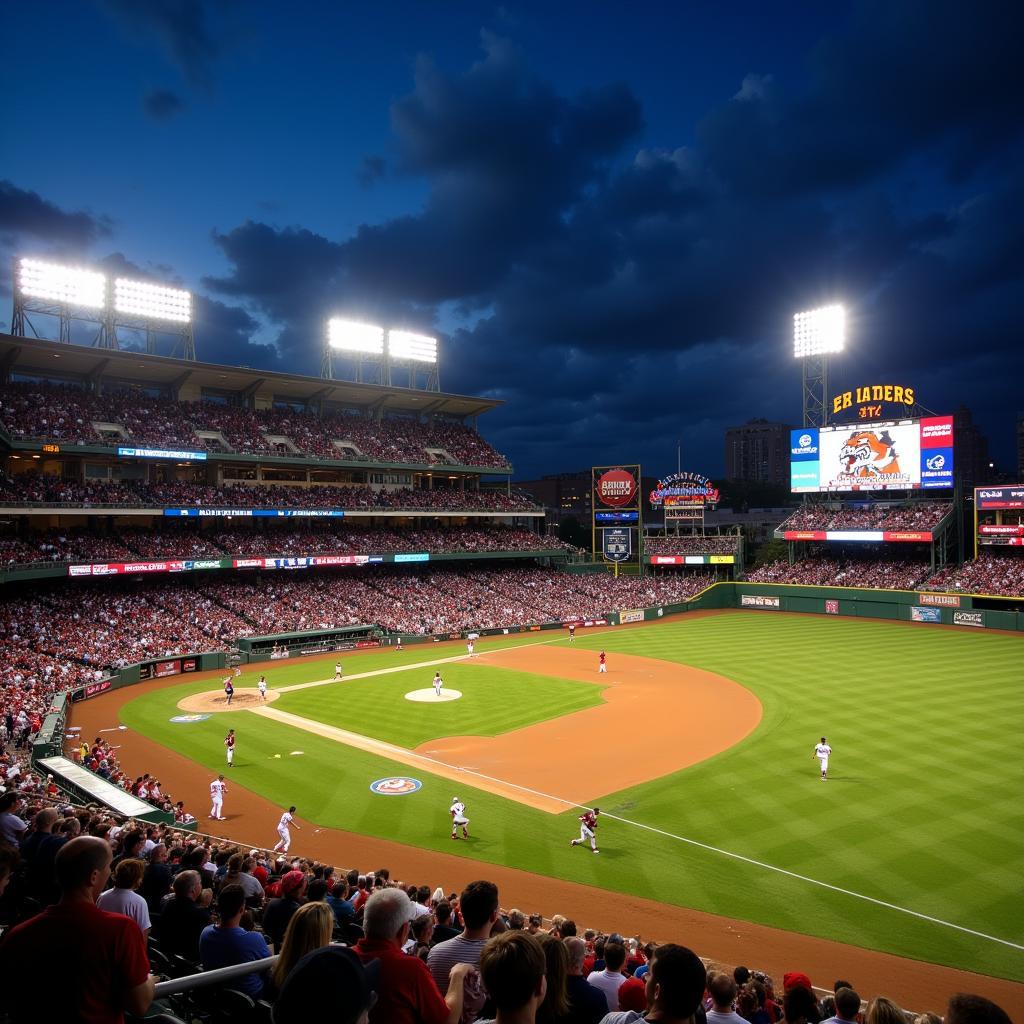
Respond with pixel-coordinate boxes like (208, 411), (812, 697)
(120, 613), (1024, 980)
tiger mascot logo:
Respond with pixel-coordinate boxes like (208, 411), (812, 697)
(838, 429), (902, 477)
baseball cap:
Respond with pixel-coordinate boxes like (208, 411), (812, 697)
(280, 870), (306, 895)
(619, 976), (648, 1012)
(273, 945), (379, 1024)
(783, 972), (814, 993)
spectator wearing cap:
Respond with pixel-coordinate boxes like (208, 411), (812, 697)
(564, 936), (609, 1024)
(588, 940), (628, 1012)
(821, 988), (861, 1024)
(618, 976), (649, 1014)
(601, 942), (707, 1024)
(428, 879), (500, 1022)
(199, 882), (271, 998)
(274, 945), (380, 1024)
(354, 886), (476, 1024)
(783, 985), (822, 1024)
(0, 835), (155, 1023)
(157, 869), (211, 962)
(262, 868), (306, 950)
(475, 930), (548, 1024)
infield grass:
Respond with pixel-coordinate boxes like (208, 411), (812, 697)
(120, 612), (1024, 981)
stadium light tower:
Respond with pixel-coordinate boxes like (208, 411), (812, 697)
(387, 329), (439, 391)
(12, 257), (109, 346)
(323, 318), (385, 382)
(794, 304), (845, 428)
(112, 277), (195, 359)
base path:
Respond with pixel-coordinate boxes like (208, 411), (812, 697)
(67, 641), (1024, 1012)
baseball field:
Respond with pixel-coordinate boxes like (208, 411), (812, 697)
(76, 610), (1024, 995)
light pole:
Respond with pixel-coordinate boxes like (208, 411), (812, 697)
(793, 304), (845, 428)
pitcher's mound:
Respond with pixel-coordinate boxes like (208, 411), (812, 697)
(177, 689), (280, 712)
(405, 688), (463, 703)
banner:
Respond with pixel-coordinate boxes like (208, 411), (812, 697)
(648, 554), (734, 565)
(118, 446), (207, 461)
(979, 524), (1024, 535)
(602, 528), (632, 562)
(953, 611), (984, 627)
(620, 609), (644, 623)
(825, 599), (839, 614)
(780, 530), (933, 542)
(975, 486), (1024, 510)
(70, 679), (112, 702)
(741, 594), (780, 608)
(910, 606), (941, 622)
(165, 508), (346, 518)
(919, 593), (960, 607)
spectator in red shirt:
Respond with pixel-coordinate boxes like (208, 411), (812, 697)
(0, 835), (155, 1024)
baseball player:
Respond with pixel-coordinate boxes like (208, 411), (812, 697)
(334, 661), (343, 681)
(273, 805), (301, 853)
(223, 676), (234, 705)
(225, 728), (236, 767)
(568, 623), (576, 643)
(450, 796), (470, 840)
(813, 737), (832, 781)
(466, 639), (475, 657)
(598, 651), (607, 674)
(571, 807), (600, 853)
(233, 664), (242, 679)
(258, 675), (268, 701)
(209, 774), (227, 820)
(432, 671), (444, 697)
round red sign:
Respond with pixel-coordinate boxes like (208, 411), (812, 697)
(596, 468), (638, 507)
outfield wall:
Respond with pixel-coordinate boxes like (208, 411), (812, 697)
(673, 583), (1024, 632)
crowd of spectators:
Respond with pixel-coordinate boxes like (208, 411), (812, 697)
(1, 472), (538, 513)
(917, 554), (1024, 597)
(0, 786), (1010, 1024)
(644, 536), (738, 555)
(778, 504), (951, 533)
(0, 524), (580, 568)
(0, 381), (511, 467)
(746, 557), (932, 590)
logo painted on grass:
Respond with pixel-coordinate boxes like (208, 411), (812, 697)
(370, 777), (422, 796)
(170, 713), (210, 723)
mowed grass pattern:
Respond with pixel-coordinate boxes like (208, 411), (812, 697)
(272, 662), (605, 747)
(121, 613), (1024, 981)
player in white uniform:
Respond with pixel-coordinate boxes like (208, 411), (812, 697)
(433, 672), (444, 697)
(813, 737), (832, 780)
(273, 805), (301, 853)
(450, 796), (470, 839)
(570, 807), (600, 853)
(334, 661), (343, 681)
(258, 676), (268, 701)
(466, 639), (475, 657)
(233, 665), (242, 679)
(209, 774), (227, 820)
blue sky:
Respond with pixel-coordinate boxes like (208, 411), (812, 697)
(2, 1), (1021, 478)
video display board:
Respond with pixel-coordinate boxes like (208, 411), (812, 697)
(790, 416), (954, 493)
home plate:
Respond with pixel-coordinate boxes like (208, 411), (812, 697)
(405, 688), (463, 702)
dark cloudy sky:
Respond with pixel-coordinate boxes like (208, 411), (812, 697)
(2, 1), (1022, 479)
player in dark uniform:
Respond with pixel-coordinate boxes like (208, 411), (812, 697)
(570, 807), (600, 853)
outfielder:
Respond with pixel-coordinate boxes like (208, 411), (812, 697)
(450, 796), (470, 840)
(466, 639), (475, 657)
(568, 623), (576, 643)
(432, 671), (444, 697)
(598, 651), (607, 674)
(209, 774), (227, 820)
(334, 661), (343, 681)
(813, 737), (832, 780)
(258, 675), (268, 701)
(273, 805), (301, 853)
(225, 728), (236, 767)
(570, 807), (600, 853)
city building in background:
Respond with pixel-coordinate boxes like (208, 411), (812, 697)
(953, 406), (992, 486)
(1017, 412), (1024, 479)
(724, 419), (793, 485)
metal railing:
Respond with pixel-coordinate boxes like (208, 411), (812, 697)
(153, 956), (278, 998)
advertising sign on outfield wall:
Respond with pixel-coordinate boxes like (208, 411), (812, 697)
(620, 609), (644, 623)
(910, 606), (942, 622)
(825, 599), (839, 614)
(741, 594), (780, 608)
(919, 593), (961, 607)
(953, 611), (984, 627)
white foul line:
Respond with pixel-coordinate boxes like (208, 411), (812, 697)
(269, 632), (1024, 953)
